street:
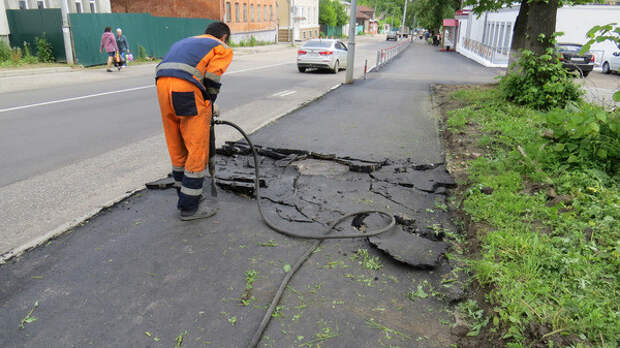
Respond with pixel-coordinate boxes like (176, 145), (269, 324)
(0, 40), (501, 348)
(0, 36), (394, 257)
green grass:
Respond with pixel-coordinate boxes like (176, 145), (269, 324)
(447, 87), (619, 346)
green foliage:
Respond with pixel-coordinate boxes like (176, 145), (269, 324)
(499, 49), (581, 110)
(447, 87), (620, 346)
(580, 22), (620, 54)
(333, 0), (348, 26)
(0, 40), (10, 62)
(137, 44), (147, 60)
(10, 47), (23, 63)
(319, 0), (337, 27)
(411, 0), (456, 31)
(465, 0), (595, 14)
(35, 35), (55, 63)
(544, 103), (620, 174)
(229, 36), (273, 47)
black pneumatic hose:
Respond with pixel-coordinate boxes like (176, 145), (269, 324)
(213, 120), (396, 348)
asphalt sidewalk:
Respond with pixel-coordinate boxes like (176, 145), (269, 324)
(0, 42), (500, 348)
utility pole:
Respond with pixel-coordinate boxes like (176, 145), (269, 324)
(60, 0), (74, 64)
(345, 0), (357, 84)
(401, 0), (409, 35)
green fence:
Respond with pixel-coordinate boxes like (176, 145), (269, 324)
(5, 9), (65, 61)
(69, 13), (215, 66)
(320, 25), (343, 38)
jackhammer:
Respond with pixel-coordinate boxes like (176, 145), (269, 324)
(207, 104), (396, 348)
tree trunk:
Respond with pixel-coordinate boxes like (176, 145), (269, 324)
(508, 0), (559, 70)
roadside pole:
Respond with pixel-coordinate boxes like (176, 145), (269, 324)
(345, 0), (357, 84)
(60, 0), (74, 64)
(401, 0), (409, 35)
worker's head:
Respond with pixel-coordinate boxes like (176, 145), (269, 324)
(104, 26), (111, 33)
(116, 28), (122, 36)
(205, 22), (230, 44)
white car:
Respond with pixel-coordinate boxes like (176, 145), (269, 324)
(601, 50), (620, 74)
(297, 39), (348, 73)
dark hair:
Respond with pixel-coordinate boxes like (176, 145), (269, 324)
(104, 27), (111, 32)
(205, 22), (231, 43)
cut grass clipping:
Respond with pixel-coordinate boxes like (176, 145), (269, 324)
(446, 87), (619, 346)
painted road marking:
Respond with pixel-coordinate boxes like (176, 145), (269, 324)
(271, 90), (297, 97)
(0, 62), (294, 113)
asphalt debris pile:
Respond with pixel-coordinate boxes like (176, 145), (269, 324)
(147, 141), (458, 271)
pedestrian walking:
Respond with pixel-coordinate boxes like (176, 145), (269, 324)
(155, 22), (233, 221)
(115, 28), (129, 68)
(99, 26), (118, 72)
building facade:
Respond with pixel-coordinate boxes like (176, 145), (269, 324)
(276, 0), (319, 42)
(455, 4), (620, 68)
(356, 5), (376, 34)
(111, 0), (277, 43)
(1, 0), (111, 43)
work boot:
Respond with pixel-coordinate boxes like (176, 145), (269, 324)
(179, 204), (218, 221)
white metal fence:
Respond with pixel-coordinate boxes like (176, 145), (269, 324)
(375, 38), (411, 69)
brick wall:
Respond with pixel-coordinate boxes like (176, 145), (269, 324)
(111, 0), (222, 20)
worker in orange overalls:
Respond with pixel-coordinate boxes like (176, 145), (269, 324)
(155, 22), (233, 220)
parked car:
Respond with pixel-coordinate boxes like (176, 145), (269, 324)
(386, 31), (398, 41)
(297, 39), (348, 73)
(601, 50), (620, 74)
(557, 43), (594, 77)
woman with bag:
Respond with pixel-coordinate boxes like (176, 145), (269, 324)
(99, 26), (118, 72)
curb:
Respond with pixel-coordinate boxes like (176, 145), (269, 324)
(0, 66), (78, 78)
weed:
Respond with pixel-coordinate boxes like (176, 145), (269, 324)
(241, 269), (258, 306)
(458, 300), (489, 337)
(175, 330), (188, 347)
(18, 301), (39, 329)
(0, 40), (10, 61)
(354, 249), (382, 270)
(228, 316), (237, 325)
(366, 318), (411, 341)
(444, 86), (619, 345)
(407, 284), (428, 301)
(299, 326), (339, 347)
(271, 306), (283, 318)
(258, 240), (278, 247)
(35, 34), (54, 62)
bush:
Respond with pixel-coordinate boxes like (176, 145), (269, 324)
(499, 49), (582, 110)
(10, 47), (22, 63)
(543, 103), (620, 174)
(35, 35), (55, 62)
(0, 40), (10, 62)
(137, 44), (147, 60)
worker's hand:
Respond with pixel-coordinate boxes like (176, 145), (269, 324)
(213, 102), (220, 118)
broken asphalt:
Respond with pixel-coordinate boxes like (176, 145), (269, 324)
(0, 42), (501, 347)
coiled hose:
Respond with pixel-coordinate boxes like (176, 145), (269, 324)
(214, 120), (396, 348)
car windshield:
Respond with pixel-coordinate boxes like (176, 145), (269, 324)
(303, 40), (333, 48)
(557, 44), (582, 53)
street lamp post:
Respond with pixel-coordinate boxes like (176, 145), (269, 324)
(401, 0), (409, 35)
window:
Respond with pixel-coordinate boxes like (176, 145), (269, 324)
(250, 5), (254, 22)
(235, 3), (239, 22)
(18, 1), (28, 9)
(270, 5), (273, 21)
(243, 3), (247, 22)
(89, 0), (96, 13)
(75, 0), (83, 13)
(37, 1), (46, 9)
(303, 31), (306, 39)
(257, 5), (261, 21)
(226, 2), (231, 22)
(263, 5), (267, 22)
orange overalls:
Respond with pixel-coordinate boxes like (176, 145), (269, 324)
(155, 35), (233, 211)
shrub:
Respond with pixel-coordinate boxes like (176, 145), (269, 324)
(543, 103), (620, 174)
(23, 41), (32, 58)
(0, 40), (10, 62)
(499, 49), (582, 110)
(137, 45), (147, 60)
(35, 34), (55, 62)
(10, 47), (22, 63)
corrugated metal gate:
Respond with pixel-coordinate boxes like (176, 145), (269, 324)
(5, 9), (66, 61)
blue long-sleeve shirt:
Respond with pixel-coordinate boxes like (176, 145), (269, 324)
(116, 34), (129, 53)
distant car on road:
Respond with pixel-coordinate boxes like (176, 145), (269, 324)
(297, 39), (348, 74)
(386, 31), (398, 41)
(601, 50), (620, 74)
(557, 43), (595, 77)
